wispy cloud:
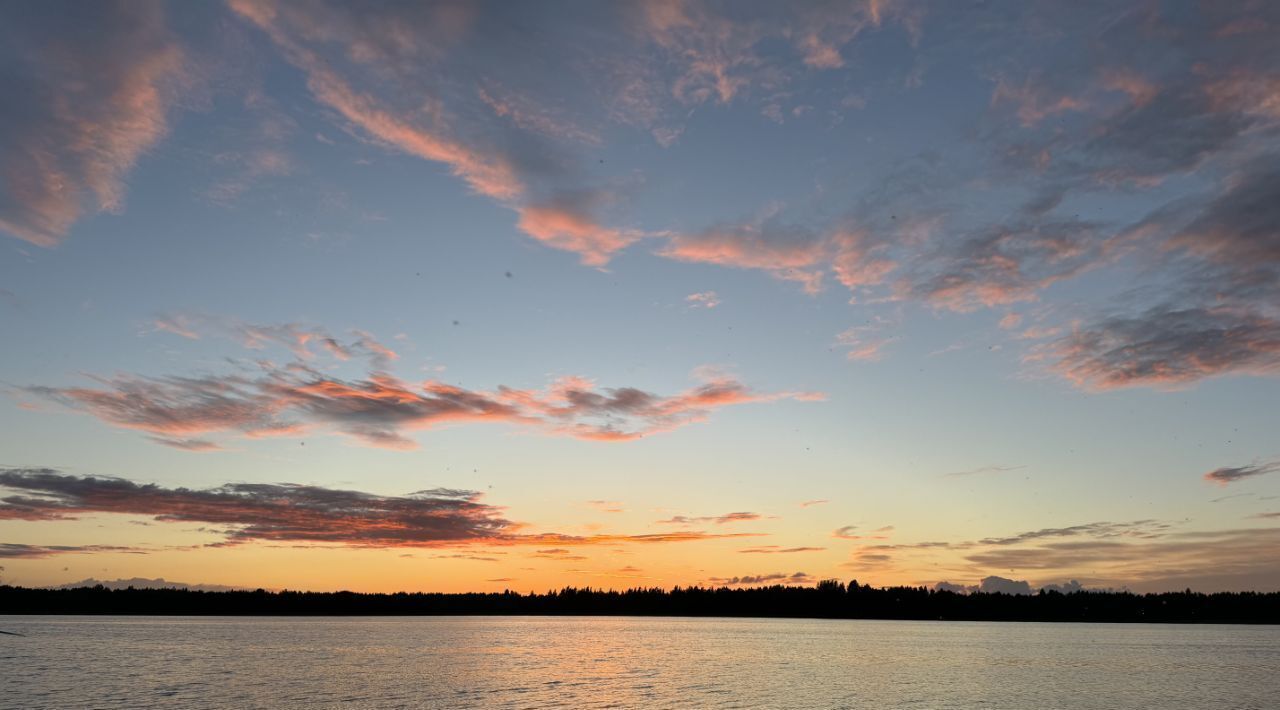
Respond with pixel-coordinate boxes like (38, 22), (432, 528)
(835, 324), (896, 362)
(153, 313), (399, 369)
(660, 219), (829, 294)
(685, 291), (721, 309)
(833, 525), (893, 541)
(657, 512), (765, 526)
(27, 359), (819, 451)
(227, 0), (521, 203)
(0, 542), (146, 559)
(943, 465), (1025, 478)
(529, 548), (588, 561)
(738, 546), (825, 554)
(1204, 460), (1280, 486)
(0, 0), (185, 246)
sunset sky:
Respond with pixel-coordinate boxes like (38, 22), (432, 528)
(2, 0), (1278, 594)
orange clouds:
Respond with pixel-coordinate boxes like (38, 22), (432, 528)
(515, 199), (644, 267)
(830, 229), (897, 296)
(28, 361), (820, 450)
(660, 221), (829, 293)
(228, 0), (665, 268)
(659, 219), (899, 298)
(228, 0), (521, 202)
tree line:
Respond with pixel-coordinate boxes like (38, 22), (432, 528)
(2, 580), (1277, 623)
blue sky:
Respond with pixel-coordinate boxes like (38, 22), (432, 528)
(1, 0), (1278, 593)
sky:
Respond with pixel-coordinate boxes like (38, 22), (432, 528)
(1, 0), (1278, 595)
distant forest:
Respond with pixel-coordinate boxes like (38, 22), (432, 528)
(3, 581), (1278, 623)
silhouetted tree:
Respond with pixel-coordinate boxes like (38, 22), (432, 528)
(0, 583), (1276, 623)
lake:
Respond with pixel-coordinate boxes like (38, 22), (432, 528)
(2, 616), (1277, 708)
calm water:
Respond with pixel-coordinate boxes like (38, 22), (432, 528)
(1, 616), (1277, 709)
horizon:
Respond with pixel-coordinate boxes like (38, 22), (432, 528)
(7, 578), (1279, 627)
(2, 573), (1106, 595)
(2, 0), (1279, 598)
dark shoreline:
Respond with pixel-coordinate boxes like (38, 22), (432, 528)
(4, 582), (1278, 624)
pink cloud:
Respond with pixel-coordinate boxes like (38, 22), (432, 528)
(29, 361), (820, 450)
(685, 291), (721, 309)
(515, 198), (644, 267)
(0, 2), (185, 246)
(832, 525), (893, 541)
(1101, 68), (1158, 107)
(660, 222), (828, 293)
(990, 74), (1086, 126)
(657, 511), (765, 526)
(830, 229), (897, 297)
(836, 319), (897, 362)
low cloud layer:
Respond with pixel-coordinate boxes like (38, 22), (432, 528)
(862, 518), (1280, 593)
(0, 543), (145, 559)
(0, 468), (757, 551)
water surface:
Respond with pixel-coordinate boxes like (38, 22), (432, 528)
(2, 616), (1276, 708)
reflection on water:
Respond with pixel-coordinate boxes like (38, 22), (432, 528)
(2, 615), (1277, 708)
